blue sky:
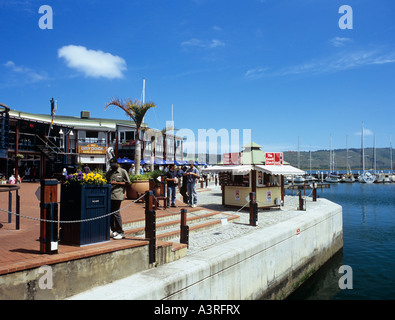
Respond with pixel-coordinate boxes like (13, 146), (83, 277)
(1, 0), (395, 153)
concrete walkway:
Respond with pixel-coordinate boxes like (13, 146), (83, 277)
(69, 187), (341, 300)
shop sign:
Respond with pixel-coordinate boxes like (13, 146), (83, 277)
(78, 143), (107, 155)
(223, 152), (241, 165)
(265, 152), (283, 165)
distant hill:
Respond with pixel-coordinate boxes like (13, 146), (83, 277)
(283, 148), (394, 171)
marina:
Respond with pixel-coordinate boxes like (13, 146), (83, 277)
(287, 182), (395, 300)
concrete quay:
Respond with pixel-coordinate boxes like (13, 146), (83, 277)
(70, 187), (343, 300)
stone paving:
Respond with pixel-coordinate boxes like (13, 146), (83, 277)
(173, 184), (311, 255)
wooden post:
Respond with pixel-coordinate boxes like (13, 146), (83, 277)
(298, 190), (304, 211)
(281, 175), (285, 204)
(145, 190), (156, 264)
(14, 121), (19, 181)
(249, 192), (258, 226)
(251, 170), (257, 194)
(312, 182), (317, 202)
(8, 191), (12, 223)
(180, 209), (189, 247)
(40, 179), (59, 254)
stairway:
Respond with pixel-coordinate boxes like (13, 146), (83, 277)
(123, 208), (240, 241)
(121, 206), (240, 263)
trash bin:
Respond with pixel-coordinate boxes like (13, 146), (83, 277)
(60, 184), (111, 246)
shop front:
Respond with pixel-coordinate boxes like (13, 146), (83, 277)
(202, 164), (305, 209)
(77, 143), (108, 171)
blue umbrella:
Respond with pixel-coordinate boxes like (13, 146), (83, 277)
(140, 159), (151, 165)
(174, 160), (187, 166)
(164, 160), (174, 165)
(154, 159), (165, 165)
(117, 158), (134, 164)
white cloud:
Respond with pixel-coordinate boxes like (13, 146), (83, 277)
(356, 128), (373, 136)
(330, 37), (352, 47)
(181, 38), (225, 49)
(4, 60), (47, 82)
(58, 45), (127, 79)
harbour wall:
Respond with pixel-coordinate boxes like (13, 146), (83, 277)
(70, 198), (343, 300)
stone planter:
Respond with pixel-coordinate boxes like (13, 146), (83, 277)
(126, 180), (150, 199)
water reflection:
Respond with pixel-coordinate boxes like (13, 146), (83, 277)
(287, 249), (344, 300)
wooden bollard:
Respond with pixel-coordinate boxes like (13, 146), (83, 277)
(145, 190), (156, 264)
(40, 179), (59, 254)
(180, 209), (189, 247)
(312, 183), (317, 202)
(249, 192), (258, 226)
(298, 190), (304, 211)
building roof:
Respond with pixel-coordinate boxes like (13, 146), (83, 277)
(9, 109), (139, 131)
(242, 142), (263, 149)
(201, 164), (305, 176)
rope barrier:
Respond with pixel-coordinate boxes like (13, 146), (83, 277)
(0, 186), (316, 224)
(0, 193), (146, 224)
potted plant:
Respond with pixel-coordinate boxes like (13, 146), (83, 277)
(60, 171), (111, 246)
(126, 172), (152, 199)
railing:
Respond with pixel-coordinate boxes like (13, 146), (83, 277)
(0, 184), (21, 230)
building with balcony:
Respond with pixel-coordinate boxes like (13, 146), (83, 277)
(0, 106), (184, 180)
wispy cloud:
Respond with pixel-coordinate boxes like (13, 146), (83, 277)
(181, 38), (226, 49)
(330, 37), (353, 47)
(3, 60), (47, 82)
(244, 67), (268, 79)
(245, 50), (395, 79)
(355, 128), (374, 136)
(58, 45), (127, 79)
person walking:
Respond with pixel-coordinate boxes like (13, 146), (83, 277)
(185, 160), (200, 207)
(166, 164), (178, 207)
(105, 158), (130, 240)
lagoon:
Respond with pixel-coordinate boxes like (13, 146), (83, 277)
(287, 182), (395, 300)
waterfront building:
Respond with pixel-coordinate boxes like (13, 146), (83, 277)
(0, 106), (183, 180)
(203, 143), (304, 208)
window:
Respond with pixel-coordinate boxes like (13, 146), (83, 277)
(119, 131), (135, 143)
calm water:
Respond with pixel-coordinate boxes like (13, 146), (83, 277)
(286, 183), (395, 300)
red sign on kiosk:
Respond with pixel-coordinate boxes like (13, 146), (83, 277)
(265, 152), (283, 165)
(223, 152), (241, 165)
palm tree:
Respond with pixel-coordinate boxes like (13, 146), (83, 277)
(105, 98), (156, 175)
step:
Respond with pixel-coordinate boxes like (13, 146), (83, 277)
(123, 209), (240, 242)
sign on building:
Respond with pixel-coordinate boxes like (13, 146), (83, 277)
(78, 143), (107, 155)
(223, 152), (241, 165)
(265, 152), (283, 165)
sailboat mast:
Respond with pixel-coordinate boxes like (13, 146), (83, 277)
(330, 134), (332, 173)
(142, 78), (146, 104)
(297, 136), (300, 169)
(362, 122), (365, 172)
(346, 135), (349, 172)
(374, 134), (377, 173)
(390, 135), (393, 172)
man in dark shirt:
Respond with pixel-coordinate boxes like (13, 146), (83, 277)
(166, 164), (178, 207)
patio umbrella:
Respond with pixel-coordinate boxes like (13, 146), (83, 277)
(117, 158), (134, 164)
(174, 160), (187, 166)
(140, 159), (151, 165)
(154, 159), (165, 165)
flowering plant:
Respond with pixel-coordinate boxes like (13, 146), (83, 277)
(64, 171), (107, 186)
